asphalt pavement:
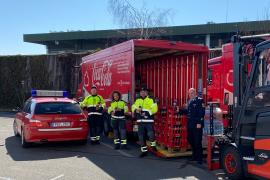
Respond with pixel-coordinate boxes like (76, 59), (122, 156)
(0, 112), (226, 180)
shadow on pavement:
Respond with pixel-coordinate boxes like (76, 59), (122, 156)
(5, 134), (218, 180)
(83, 149), (216, 180)
(5, 136), (90, 161)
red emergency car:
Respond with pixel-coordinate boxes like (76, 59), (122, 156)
(13, 90), (89, 148)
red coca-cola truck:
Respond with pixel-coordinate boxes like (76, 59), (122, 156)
(77, 39), (208, 133)
(207, 44), (233, 117)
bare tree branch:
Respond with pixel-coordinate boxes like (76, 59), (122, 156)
(107, 0), (173, 39)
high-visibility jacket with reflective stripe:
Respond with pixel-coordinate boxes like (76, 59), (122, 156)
(108, 100), (128, 118)
(80, 95), (105, 113)
(131, 96), (158, 121)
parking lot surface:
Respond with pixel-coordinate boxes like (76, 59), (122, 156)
(0, 112), (225, 180)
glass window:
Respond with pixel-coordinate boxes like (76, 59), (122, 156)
(23, 101), (31, 113)
(34, 102), (82, 115)
(207, 68), (213, 84)
(248, 48), (270, 107)
(254, 49), (270, 88)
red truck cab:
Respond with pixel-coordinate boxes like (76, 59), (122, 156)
(207, 44), (233, 121)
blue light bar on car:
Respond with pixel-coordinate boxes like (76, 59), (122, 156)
(31, 90), (68, 97)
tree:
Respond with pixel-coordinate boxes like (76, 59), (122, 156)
(107, 0), (173, 39)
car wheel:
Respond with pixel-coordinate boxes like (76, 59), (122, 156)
(13, 120), (19, 137)
(21, 129), (31, 148)
(222, 146), (244, 180)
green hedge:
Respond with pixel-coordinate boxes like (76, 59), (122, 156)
(0, 54), (86, 109)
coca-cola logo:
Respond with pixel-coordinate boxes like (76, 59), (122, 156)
(84, 71), (89, 87)
(92, 60), (112, 87)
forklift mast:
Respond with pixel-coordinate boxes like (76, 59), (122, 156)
(208, 34), (270, 179)
(231, 35), (269, 145)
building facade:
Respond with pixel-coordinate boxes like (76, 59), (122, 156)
(24, 20), (270, 54)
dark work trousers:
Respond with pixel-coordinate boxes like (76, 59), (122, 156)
(187, 127), (203, 162)
(111, 118), (127, 144)
(138, 122), (155, 148)
(88, 114), (103, 141)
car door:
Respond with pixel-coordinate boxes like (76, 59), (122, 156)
(17, 100), (32, 134)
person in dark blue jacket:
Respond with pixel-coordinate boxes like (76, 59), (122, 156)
(180, 88), (205, 164)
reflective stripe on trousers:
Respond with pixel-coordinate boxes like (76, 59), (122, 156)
(114, 139), (120, 144)
(121, 139), (127, 145)
(150, 141), (156, 147)
(141, 146), (148, 152)
(90, 137), (96, 141)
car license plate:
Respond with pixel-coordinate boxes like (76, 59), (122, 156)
(50, 122), (71, 127)
(133, 124), (138, 132)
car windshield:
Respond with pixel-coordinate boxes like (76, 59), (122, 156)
(34, 102), (82, 114)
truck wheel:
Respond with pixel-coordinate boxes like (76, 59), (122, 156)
(13, 120), (19, 137)
(21, 129), (31, 148)
(222, 146), (244, 180)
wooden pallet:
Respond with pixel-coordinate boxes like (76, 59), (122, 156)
(147, 142), (207, 158)
(157, 143), (188, 153)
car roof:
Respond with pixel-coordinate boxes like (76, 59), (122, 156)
(30, 97), (76, 103)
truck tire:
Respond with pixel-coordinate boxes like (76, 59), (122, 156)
(222, 146), (244, 180)
(21, 129), (31, 148)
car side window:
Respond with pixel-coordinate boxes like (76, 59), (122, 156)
(22, 101), (29, 112)
(23, 101), (32, 114)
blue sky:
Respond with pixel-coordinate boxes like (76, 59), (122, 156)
(0, 0), (270, 55)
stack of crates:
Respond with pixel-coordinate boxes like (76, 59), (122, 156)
(154, 107), (189, 152)
(154, 107), (167, 145)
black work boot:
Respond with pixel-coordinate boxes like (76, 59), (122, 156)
(114, 144), (120, 150)
(121, 144), (128, 150)
(189, 156), (196, 162)
(151, 146), (157, 152)
(139, 151), (148, 158)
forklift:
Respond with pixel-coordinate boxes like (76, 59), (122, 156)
(208, 34), (270, 179)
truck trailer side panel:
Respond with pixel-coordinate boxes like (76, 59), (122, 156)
(81, 39), (208, 106)
(81, 41), (133, 103)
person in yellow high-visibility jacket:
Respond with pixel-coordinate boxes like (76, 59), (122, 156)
(132, 87), (158, 157)
(108, 91), (129, 150)
(80, 85), (105, 144)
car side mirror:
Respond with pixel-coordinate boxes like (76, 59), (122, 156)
(15, 107), (21, 112)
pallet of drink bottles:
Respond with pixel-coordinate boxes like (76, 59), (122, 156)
(150, 107), (193, 158)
